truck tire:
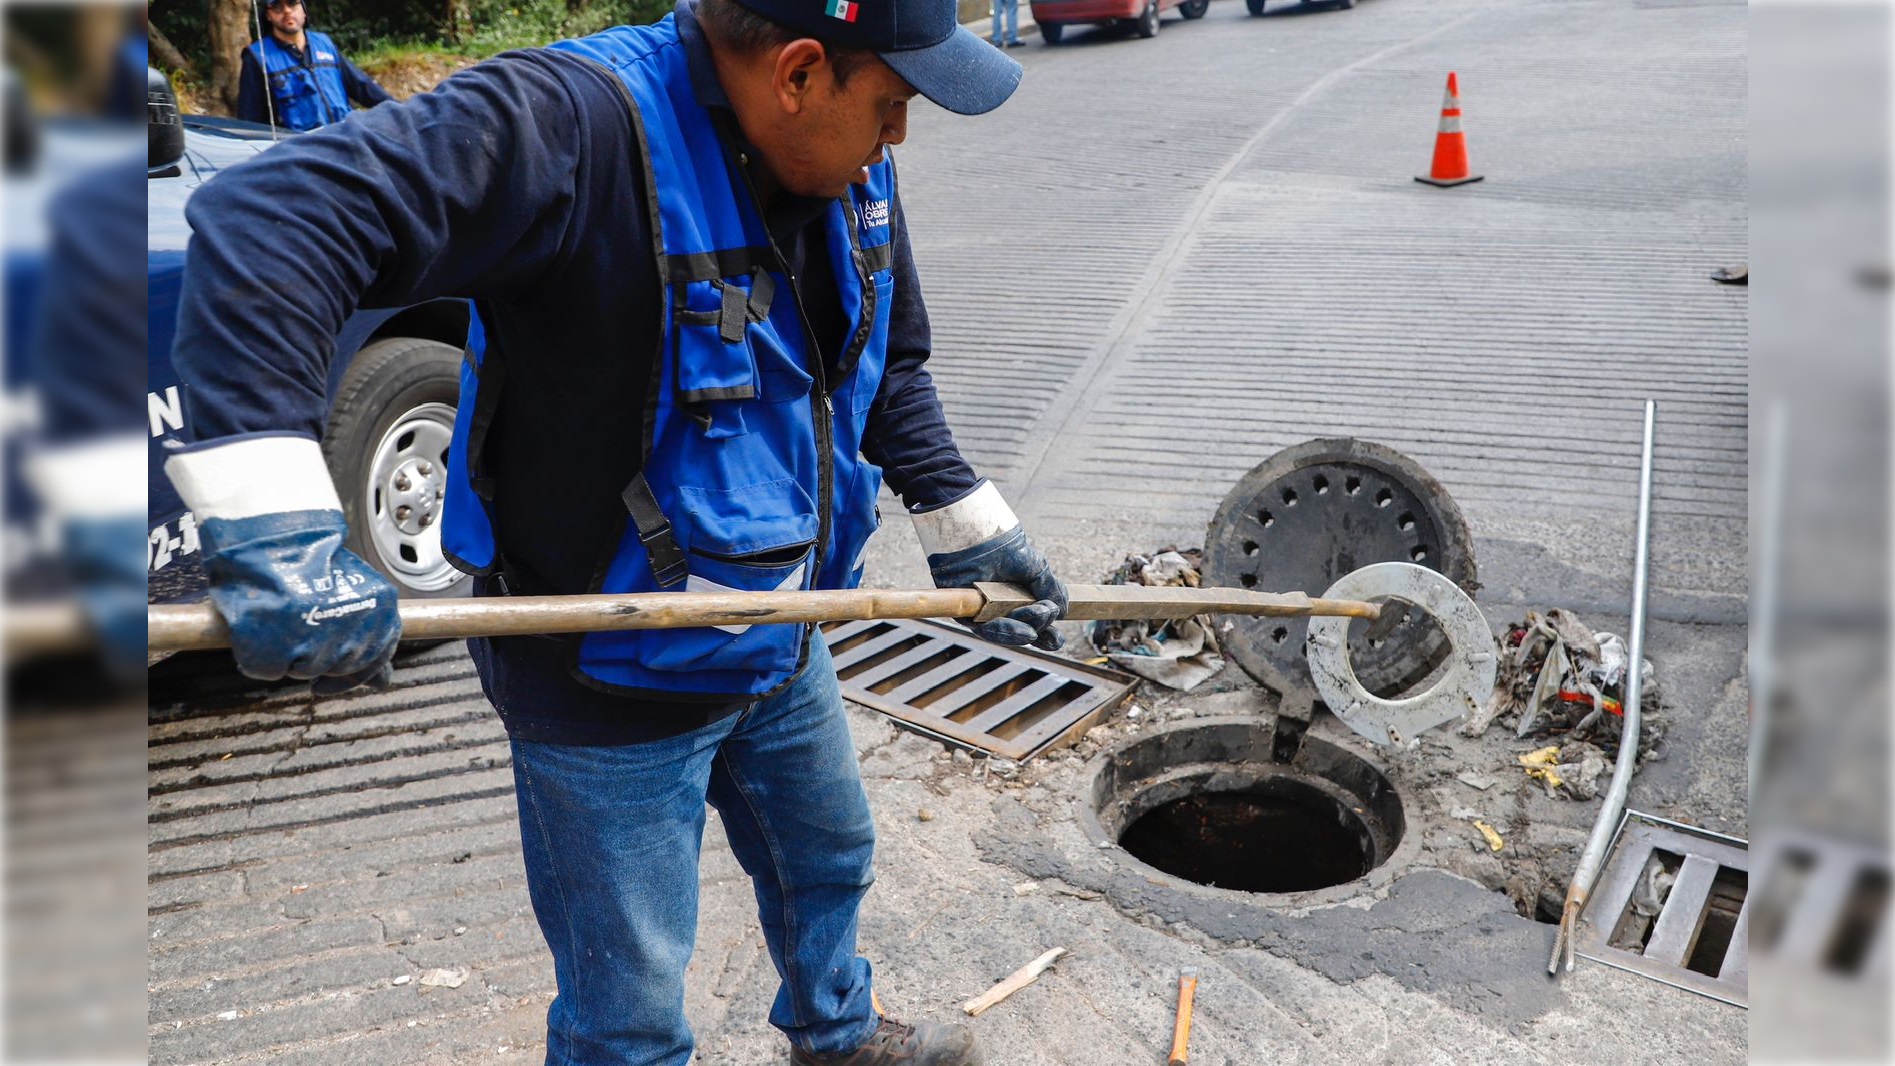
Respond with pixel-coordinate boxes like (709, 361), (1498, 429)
(321, 337), (473, 611)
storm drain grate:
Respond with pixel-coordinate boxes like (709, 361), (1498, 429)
(822, 618), (1136, 762)
(1574, 811), (1750, 1006)
(1745, 830), (1891, 981)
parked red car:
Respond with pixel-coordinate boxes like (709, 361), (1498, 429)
(1033, 0), (1208, 42)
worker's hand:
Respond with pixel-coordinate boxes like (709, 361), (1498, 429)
(165, 435), (401, 694)
(914, 480), (1067, 651)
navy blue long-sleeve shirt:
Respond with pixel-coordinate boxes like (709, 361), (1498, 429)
(174, 3), (978, 744)
(235, 34), (394, 128)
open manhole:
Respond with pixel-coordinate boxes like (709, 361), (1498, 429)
(1082, 718), (1410, 898)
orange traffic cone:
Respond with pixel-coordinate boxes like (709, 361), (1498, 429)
(1416, 72), (1483, 187)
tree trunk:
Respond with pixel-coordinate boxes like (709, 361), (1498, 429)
(147, 21), (194, 78)
(206, 0), (253, 114)
(444, 0), (469, 44)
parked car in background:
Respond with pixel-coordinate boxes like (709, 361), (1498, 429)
(1246, 0), (1355, 13)
(1033, 0), (1207, 42)
(146, 72), (473, 609)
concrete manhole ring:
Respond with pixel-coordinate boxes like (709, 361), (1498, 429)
(1080, 717), (1419, 908)
(1306, 562), (1499, 749)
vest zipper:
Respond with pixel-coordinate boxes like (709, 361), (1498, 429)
(726, 144), (836, 589)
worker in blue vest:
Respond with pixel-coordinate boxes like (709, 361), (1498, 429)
(235, 0), (391, 131)
(164, 0), (1057, 1061)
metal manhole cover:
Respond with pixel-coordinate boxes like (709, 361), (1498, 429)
(822, 618), (1136, 762)
(1574, 812), (1750, 1006)
(1203, 439), (1476, 717)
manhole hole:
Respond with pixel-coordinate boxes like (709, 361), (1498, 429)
(1082, 718), (1410, 899)
(1119, 779), (1374, 892)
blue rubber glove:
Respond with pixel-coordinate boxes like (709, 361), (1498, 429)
(166, 434), (401, 694)
(915, 481), (1067, 651)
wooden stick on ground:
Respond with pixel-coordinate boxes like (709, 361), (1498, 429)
(1168, 968), (1199, 1065)
(961, 946), (1067, 1017)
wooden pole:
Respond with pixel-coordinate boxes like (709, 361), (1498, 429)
(140, 583), (1379, 653)
(4, 584), (1382, 658)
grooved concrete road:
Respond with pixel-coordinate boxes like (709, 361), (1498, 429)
(146, 0), (1748, 1062)
(901, 0), (1745, 598)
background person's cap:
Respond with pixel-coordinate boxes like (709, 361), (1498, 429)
(728, 0), (1023, 115)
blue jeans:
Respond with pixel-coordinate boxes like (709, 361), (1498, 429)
(992, 0), (1020, 43)
(510, 635), (880, 1065)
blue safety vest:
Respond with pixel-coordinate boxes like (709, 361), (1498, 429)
(247, 31), (350, 131)
(442, 19), (894, 700)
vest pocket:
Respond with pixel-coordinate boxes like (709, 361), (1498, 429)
(674, 278), (762, 438)
(641, 542), (813, 672)
(637, 478), (818, 674)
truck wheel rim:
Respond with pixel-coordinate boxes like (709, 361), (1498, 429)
(365, 402), (461, 592)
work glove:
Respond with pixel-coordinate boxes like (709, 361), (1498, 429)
(23, 435), (151, 680)
(914, 480), (1067, 651)
(165, 434), (401, 694)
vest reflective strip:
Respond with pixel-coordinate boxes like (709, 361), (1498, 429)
(861, 242), (893, 274)
(689, 563), (808, 633)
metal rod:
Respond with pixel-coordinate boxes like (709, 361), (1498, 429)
(1747, 402), (1787, 812)
(1551, 399), (1656, 974)
(126, 582), (1383, 655)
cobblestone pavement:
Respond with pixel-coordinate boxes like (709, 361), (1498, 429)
(148, 0), (1749, 1061)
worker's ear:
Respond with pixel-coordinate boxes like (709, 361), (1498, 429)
(771, 38), (830, 114)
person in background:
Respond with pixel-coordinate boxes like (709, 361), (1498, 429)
(235, 0), (391, 131)
(991, 0), (1025, 47)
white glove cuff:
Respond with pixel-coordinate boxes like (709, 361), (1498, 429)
(24, 433), (148, 520)
(164, 435), (343, 520)
(912, 480), (1019, 556)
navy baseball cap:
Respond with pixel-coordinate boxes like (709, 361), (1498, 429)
(730, 0), (1022, 115)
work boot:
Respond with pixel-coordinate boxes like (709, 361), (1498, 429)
(788, 1017), (984, 1065)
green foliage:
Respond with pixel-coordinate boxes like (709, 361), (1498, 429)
(455, 0), (675, 55)
(151, 0), (675, 73)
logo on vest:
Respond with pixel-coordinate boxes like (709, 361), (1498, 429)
(859, 198), (890, 231)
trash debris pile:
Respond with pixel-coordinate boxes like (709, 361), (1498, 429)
(1464, 609), (1664, 798)
(1518, 741), (1614, 800)
(1087, 548), (1225, 692)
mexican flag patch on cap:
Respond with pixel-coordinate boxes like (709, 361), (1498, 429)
(826, 0), (859, 21)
